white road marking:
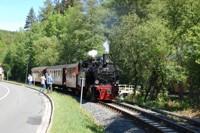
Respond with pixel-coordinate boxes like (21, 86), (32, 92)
(0, 83), (10, 101)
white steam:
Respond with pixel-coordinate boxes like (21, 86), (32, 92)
(88, 50), (98, 58)
(103, 40), (109, 53)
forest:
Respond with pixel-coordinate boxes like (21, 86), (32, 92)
(0, 0), (200, 109)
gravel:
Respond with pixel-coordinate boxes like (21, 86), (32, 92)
(82, 102), (145, 133)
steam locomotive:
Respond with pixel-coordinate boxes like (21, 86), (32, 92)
(31, 54), (119, 101)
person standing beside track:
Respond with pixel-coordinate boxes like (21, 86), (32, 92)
(40, 74), (46, 92)
(47, 73), (53, 93)
(0, 66), (4, 81)
(28, 74), (33, 85)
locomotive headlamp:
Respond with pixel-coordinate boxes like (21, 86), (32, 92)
(95, 80), (99, 84)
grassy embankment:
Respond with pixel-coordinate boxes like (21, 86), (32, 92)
(124, 94), (200, 118)
(48, 92), (104, 133)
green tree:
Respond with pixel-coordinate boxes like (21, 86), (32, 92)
(166, 0), (200, 103)
(57, 3), (105, 63)
(33, 36), (60, 66)
(24, 8), (37, 30)
(60, 0), (75, 14)
(54, 0), (75, 14)
(39, 0), (54, 21)
(110, 12), (171, 100)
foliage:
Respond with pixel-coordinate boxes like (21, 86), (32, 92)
(110, 11), (170, 100)
(166, 0), (200, 104)
(33, 36), (60, 66)
(2, 0), (106, 80)
(107, 0), (200, 105)
(39, 0), (54, 21)
(0, 30), (17, 63)
(1, 0), (200, 106)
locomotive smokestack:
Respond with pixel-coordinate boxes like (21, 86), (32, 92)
(103, 54), (109, 65)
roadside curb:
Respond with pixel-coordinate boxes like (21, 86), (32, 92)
(2, 80), (54, 133)
(27, 85), (54, 133)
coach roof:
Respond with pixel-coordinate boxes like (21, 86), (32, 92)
(31, 66), (47, 72)
(47, 64), (68, 69)
(66, 63), (79, 68)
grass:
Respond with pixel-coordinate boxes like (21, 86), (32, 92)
(124, 93), (195, 111)
(124, 94), (200, 118)
(48, 92), (104, 133)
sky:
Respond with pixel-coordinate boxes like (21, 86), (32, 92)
(0, 0), (44, 31)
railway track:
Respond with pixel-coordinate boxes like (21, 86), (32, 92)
(125, 102), (200, 131)
(98, 101), (200, 133)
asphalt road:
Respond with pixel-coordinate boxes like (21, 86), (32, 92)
(0, 82), (51, 133)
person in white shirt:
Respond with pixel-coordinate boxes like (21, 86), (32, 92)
(0, 67), (4, 81)
(28, 74), (33, 85)
(40, 74), (46, 92)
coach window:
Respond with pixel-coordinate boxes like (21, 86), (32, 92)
(59, 70), (61, 76)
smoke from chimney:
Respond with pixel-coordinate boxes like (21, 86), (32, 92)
(88, 50), (98, 58)
(103, 40), (109, 53)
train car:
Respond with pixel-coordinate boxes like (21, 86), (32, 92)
(31, 66), (47, 83)
(47, 64), (68, 86)
(31, 54), (119, 101)
(65, 63), (79, 89)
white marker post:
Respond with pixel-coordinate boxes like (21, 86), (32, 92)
(80, 78), (85, 107)
(33, 76), (35, 86)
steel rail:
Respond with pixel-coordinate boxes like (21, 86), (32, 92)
(124, 101), (200, 132)
(112, 101), (199, 133)
(99, 101), (179, 133)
